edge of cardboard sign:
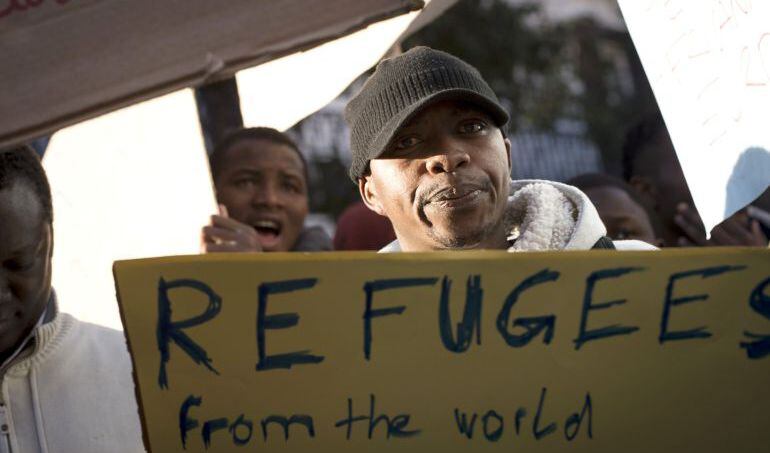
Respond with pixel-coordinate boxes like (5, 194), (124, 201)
(1, 1), (424, 149)
(113, 265), (155, 452)
(112, 247), (770, 271)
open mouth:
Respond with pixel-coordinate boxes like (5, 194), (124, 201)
(252, 219), (283, 249)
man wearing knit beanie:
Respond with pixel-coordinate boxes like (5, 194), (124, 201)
(345, 46), (656, 252)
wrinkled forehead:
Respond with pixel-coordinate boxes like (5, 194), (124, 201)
(219, 139), (306, 176)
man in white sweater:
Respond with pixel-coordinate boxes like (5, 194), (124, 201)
(0, 146), (144, 452)
(345, 47), (655, 253)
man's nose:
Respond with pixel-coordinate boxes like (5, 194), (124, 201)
(252, 184), (282, 207)
(425, 146), (470, 175)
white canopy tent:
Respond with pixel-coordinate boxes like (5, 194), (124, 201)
(0, 0), (423, 148)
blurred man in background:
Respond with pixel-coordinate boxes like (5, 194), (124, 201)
(0, 146), (143, 452)
(202, 127), (332, 253)
(568, 172), (661, 246)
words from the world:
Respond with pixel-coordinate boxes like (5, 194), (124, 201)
(114, 249), (770, 452)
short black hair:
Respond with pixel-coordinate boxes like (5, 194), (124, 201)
(209, 127), (308, 182)
(621, 110), (669, 181)
(0, 145), (53, 224)
(568, 172), (646, 206)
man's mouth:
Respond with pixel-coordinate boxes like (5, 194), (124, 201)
(252, 219), (283, 248)
(425, 184), (486, 208)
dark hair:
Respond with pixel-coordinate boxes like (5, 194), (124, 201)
(621, 110), (669, 181)
(209, 127), (308, 181)
(567, 172), (662, 237)
(568, 172), (644, 204)
(0, 145), (53, 224)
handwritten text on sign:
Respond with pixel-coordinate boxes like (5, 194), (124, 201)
(114, 250), (770, 452)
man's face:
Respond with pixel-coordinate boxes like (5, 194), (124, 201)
(0, 181), (53, 360)
(214, 139), (309, 252)
(360, 100), (512, 251)
(583, 186), (659, 245)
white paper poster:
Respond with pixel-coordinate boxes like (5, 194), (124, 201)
(618, 0), (770, 234)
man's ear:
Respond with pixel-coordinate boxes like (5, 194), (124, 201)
(45, 222), (54, 259)
(503, 137), (512, 172)
(358, 174), (386, 216)
(629, 175), (657, 208)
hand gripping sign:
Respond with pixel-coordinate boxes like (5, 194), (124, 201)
(114, 249), (770, 452)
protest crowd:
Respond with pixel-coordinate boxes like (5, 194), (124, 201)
(1, 1), (769, 452)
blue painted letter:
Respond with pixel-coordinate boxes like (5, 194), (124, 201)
(659, 265), (745, 344)
(257, 278), (324, 371)
(574, 267), (644, 350)
(740, 276), (770, 359)
(157, 278), (221, 389)
(439, 275), (483, 353)
(179, 394), (202, 449)
(497, 269), (560, 347)
(363, 278), (438, 360)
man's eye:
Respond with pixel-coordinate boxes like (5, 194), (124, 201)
(234, 179), (255, 189)
(459, 121), (486, 134)
(281, 181), (302, 193)
(6, 258), (35, 272)
(615, 229), (632, 240)
(394, 136), (421, 150)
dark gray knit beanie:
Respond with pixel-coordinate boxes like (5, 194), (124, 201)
(345, 46), (509, 181)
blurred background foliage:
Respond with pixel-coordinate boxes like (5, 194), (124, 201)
(403, 0), (657, 174)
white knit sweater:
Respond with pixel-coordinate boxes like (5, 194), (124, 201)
(0, 309), (144, 452)
(380, 180), (657, 252)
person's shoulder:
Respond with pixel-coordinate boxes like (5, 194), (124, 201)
(62, 314), (131, 356)
(294, 226), (333, 251)
(612, 239), (659, 250)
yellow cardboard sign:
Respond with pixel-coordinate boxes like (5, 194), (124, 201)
(114, 249), (770, 452)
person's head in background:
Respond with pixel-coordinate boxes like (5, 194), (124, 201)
(623, 112), (768, 247)
(0, 145), (54, 363)
(568, 172), (662, 246)
(622, 111), (693, 247)
(205, 127), (310, 252)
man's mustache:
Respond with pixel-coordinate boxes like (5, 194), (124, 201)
(416, 177), (493, 210)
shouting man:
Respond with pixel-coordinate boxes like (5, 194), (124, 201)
(201, 127), (332, 253)
(345, 47), (654, 252)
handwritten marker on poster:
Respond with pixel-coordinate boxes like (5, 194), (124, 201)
(114, 250), (770, 452)
(618, 0), (770, 234)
